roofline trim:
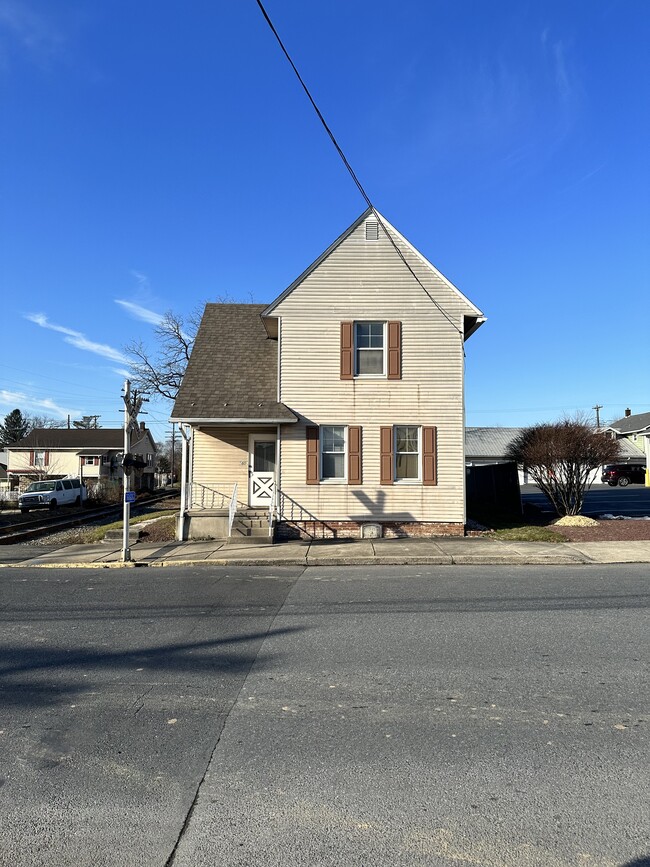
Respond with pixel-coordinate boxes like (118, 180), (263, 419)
(169, 417), (298, 425)
(261, 207), (484, 320)
(605, 425), (650, 435)
(261, 208), (374, 316)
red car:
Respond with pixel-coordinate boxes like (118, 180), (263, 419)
(601, 464), (646, 487)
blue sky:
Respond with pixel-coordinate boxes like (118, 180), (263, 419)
(1, 0), (648, 443)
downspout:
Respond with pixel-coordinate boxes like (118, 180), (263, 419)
(460, 326), (467, 530)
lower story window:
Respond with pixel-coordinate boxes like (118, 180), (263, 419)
(321, 426), (346, 480)
(395, 426), (420, 481)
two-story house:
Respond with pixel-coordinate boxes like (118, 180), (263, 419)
(6, 425), (157, 492)
(171, 209), (485, 541)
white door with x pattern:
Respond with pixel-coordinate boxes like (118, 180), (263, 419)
(248, 435), (276, 508)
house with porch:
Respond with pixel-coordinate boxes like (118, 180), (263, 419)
(605, 409), (650, 485)
(6, 425), (157, 492)
(171, 209), (486, 542)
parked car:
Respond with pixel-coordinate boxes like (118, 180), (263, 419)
(19, 477), (87, 513)
(601, 464), (646, 487)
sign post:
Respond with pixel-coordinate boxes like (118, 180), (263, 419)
(122, 380), (132, 562)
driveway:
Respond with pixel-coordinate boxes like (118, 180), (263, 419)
(521, 483), (650, 517)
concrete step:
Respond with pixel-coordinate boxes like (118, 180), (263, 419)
(231, 525), (270, 537)
(226, 531), (274, 545)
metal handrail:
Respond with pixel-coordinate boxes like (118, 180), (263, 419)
(228, 483), (238, 537)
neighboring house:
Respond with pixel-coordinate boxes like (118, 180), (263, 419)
(6, 425), (157, 492)
(171, 209), (486, 541)
(466, 426), (645, 486)
(0, 451), (8, 492)
(605, 409), (650, 484)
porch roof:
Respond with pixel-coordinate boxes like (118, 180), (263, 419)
(171, 304), (297, 424)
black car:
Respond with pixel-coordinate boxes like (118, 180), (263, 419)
(601, 464), (647, 487)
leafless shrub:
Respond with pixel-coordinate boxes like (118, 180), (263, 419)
(506, 417), (621, 515)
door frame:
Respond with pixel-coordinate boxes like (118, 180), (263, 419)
(247, 433), (277, 508)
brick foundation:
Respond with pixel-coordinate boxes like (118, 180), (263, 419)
(275, 520), (465, 540)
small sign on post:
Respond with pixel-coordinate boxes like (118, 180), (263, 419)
(124, 491), (136, 504)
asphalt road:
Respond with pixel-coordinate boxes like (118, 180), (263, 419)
(521, 483), (650, 517)
(1, 565), (647, 867)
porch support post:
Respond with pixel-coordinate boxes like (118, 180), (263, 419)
(178, 424), (191, 541)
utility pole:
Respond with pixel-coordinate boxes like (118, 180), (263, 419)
(592, 404), (603, 429)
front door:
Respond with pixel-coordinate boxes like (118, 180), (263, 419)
(248, 435), (276, 507)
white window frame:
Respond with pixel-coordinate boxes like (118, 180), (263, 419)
(320, 425), (347, 483)
(33, 450), (46, 467)
(354, 321), (386, 378)
(394, 425), (422, 484)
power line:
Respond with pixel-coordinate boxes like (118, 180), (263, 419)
(255, 0), (463, 338)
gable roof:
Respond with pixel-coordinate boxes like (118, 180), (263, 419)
(171, 304), (297, 423)
(6, 428), (155, 451)
(262, 208), (485, 338)
(8, 429), (125, 450)
(606, 411), (650, 435)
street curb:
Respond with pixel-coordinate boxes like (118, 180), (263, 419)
(7, 554), (647, 568)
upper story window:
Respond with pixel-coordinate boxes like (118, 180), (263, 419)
(341, 321), (401, 381)
(355, 322), (385, 376)
(33, 450), (46, 467)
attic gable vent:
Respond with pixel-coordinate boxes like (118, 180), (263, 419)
(365, 219), (379, 241)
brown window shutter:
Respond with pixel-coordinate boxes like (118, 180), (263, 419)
(423, 426), (437, 486)
(29, 450), (34, 466)
(380, 426), (393, 485)
(306, 426), (319, 484)
(387, 321), (401, 380)
(340, 322), (353, 380)
(44, 451), (50, 466)
(348, 426), (362, 485)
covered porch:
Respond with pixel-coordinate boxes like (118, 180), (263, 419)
(177, 423), (284, 542)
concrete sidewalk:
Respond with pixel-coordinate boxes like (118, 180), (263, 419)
(1, 536), (650, 567)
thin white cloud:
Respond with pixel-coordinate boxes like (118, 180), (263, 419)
(0, 389), (79, 420)
(112, 368), (131, 378)
(130, 270), (150, 290)
(553, 40), (571, 102)
(25, 313), (127, 363)
(114, 299), (165, 327)
(0, 0), (63, 64)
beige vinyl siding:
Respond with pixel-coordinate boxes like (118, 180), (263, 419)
(273, 219), (469, 523)
(192, 426), (276, 498)
(7, 450), (81, 477)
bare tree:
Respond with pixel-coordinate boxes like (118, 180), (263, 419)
(506, 417), (621, 516)
(27, 415), (65, 430)
(124, 308), (203, 401)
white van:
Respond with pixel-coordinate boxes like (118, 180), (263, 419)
(19, 477), (87, 513)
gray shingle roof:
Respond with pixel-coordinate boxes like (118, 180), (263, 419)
(171, 304), (297, 422)
(465, 426), (644, 461)
(8, 429), (125, 449)
(465, 427), (524, 458)
(607, 411), (650, 435)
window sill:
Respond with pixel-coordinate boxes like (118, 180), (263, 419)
(320, 478), (347, 484)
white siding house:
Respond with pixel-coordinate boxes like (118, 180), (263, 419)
(172, 209), (485, 541)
